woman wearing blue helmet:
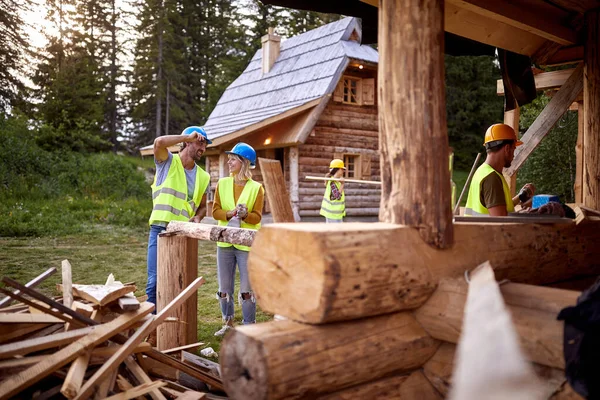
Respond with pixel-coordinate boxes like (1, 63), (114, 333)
(212, 142), (264, 336)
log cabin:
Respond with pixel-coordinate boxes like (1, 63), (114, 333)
(202, 17), (380, 221)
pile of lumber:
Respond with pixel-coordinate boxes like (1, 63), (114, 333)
(217, 209), (600, 399)
(0, 263), (225, 400)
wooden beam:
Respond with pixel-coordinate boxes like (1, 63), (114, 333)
(288, 146), (300, 221)
(505, 62), (584, 176)
(247, 221), (599, 323)
(0, 267), (56, 308)
(575, 100), (585, 203)
(64, 283), (136, 307)
(74, 277), (205, 400)
(503, 107), (520, 196)
(447, 0), (577, 45)
(379, 0), (453, 248)
(103, 382), (166, 400)
(583, 10), (600, 211)
(124, 356), (168, 400)
(0, 326), (96, 359)
(497, 69), (576, 95)
(546, 46), (584, 66)
(220, 313), (439, 400)
(157, 236), (199, 350)
(164, 222), (255, 247)
(62, 259), (73, 308)
(414, 276), (578, 369)
(0, 314), (64, 324)
(61, 349), (92, 399)
(161, 342), (204, 355)
(257, 158), (295, 222)
(0, 302), (154, 399)
(448, 262), (542, 399)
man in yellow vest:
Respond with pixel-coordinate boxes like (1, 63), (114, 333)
(146, 126), (212, 311)
(465, 124), (535, 216)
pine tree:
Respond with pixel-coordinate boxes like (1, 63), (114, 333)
(284, 9), (341, 36)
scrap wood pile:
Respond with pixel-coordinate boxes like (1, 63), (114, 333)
(217, 210), (600, 400)
(0, 262), (226, 400)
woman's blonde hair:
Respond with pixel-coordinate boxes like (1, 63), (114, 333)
(229, 154), (252, 180)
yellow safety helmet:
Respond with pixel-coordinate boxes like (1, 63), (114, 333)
(329, 159), (346, 169)
(484, 123), (523, 148)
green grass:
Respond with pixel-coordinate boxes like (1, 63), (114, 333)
(0, 224), (272, 354)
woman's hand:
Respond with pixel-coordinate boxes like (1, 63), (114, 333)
(226, 210), (237, 220)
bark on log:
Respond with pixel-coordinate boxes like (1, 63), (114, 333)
(378, 0), (452, 248)
(414, 277), (578, 369)
(248, 220), (598, 323)
(220, 313), (439, 400)
(583, 10), (600, 210)
(165, 222), (256, 247)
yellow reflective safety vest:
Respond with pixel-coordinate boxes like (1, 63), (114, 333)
(217, 177), (262, 251)
(465, 163), (514, 216)
(319, 180), (345, 220)
(149, 155), (210, 225)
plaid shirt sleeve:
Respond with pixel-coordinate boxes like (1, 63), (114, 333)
(330, 181), (342, 201)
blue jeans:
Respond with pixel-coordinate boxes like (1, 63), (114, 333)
(216, 246), (255, 324)
(146, 225), (166, 312)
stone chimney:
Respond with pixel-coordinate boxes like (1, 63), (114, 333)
(261, 27), (281, 74)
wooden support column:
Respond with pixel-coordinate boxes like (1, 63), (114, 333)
(220, 312), (439, 400)
(503, 107), (520, 196)
(583, 10), (600, 210)
(288, 146), (300, 221)
(575, 101), (585, 203)
(219, 152), (227, 178)
(257, 158), (295, 222)
(378, 0), (453, 248)
(157, 235), (198, 350)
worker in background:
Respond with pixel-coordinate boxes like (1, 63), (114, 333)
(212, 142), (264, 337)
(146, 126), (211, 311)
(465, 124), (535, 216)
(320, 159), (346, 223)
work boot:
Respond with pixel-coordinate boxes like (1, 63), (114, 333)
(214, 319), (234, 337)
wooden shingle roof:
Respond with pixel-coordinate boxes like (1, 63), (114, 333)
(203, 17), (378, 144)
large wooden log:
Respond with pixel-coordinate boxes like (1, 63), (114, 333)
(257, 158), (295, 223)
(415, 276), (578, 369)
(378, 0), (452, 248)
(248, 221), (598, 323)
(449, 262), (543, 399)
(157, 235), (198, 350)
(583, 10), (600, 210)
(165, 222), (256, 247)
(219, 313), (439, 400)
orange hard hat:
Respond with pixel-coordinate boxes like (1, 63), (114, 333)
(329, 159), (346, 169)
(484, 124), (523, 148)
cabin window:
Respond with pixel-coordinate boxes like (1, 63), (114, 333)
(343, 154), (359, 178)
(343, 78), (361, 104)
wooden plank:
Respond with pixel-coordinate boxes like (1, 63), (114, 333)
(0, 323), (51, 344)
(583, 10), (600, 211)
(447, 0), (576, 45)
(575, 101), (585, 203)
(164, 222), (255, 247)
(220, 313), (438, 400)
(118, 294), (141, 311)
(177, 391), (206, 400)
(103, 382), (166, 400)
(288, 146), (300, 221)
(448, 262), (542, 399)
(0, 313), (63, 324)
(65, 283), (136, 307)
(74, 277), (205, 400)
(546, 45), (584, 66)
(0, 326), (97, 359)
(257, 158), (295, 223)
(0, 302), (153, 399)
(497, 69), (575, 95)
(505, 62), (584, 176)
(61, 349), (92, 399)
(62, 259), (73, 308)
(379, 0), (453, 248)
(0, 267), (56, 308)
(124, 356), (168, 400)
(162, 342), (204, 355)
(415, 275), (577, 369)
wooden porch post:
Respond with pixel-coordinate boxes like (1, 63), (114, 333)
(583, 10), (600, 210)
(575, 100), (584, 203)
(503, 108), (519, 197)
(157, 235), (198, 350)
(288, 146), (300, 221)
(378, 0), (453, 248)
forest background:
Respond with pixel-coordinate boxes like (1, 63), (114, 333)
(0, 0), (579, 348)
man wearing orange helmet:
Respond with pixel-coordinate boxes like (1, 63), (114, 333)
(465, 123), (535, 217)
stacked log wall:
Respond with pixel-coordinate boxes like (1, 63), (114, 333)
(299, 101), (381, 217)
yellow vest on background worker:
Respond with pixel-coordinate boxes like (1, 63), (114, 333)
(464, 163), (514, 216)
(216, 177), (262, 251)
(320, 181), (346, 220)
(149, 155), (210, 225)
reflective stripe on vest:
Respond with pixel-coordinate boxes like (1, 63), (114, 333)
(217, 177), (262, 251)
(464, 163), (514, 216)
(319, 181), (345, 220)
(149, 155), (210, 225)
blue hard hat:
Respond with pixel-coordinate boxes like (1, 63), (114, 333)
(226, 142), (256, 166)
(181, 126), (212, 144)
